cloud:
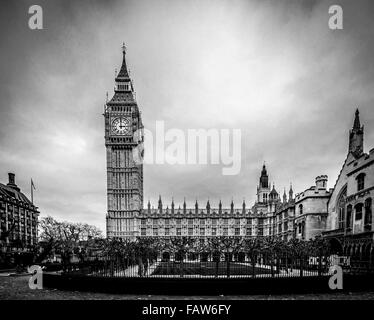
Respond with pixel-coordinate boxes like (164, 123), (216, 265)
(1, 0), (374, 232)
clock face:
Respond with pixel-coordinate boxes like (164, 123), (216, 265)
(111, 117), (131, 135)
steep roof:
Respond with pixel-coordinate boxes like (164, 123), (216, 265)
(116, 43), (130, 81)
(0, 183), (33, 206)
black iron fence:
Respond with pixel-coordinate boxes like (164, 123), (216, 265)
(74, 255), (324, 278)
(50, 236), (374, 279)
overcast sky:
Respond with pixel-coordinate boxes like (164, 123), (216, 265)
(1, 0), (374, 232)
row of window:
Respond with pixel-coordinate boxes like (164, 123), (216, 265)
(338, 198), (372, 229)
(140, 227), (253, 236)
(116, 83), (131, 91)
(141, 219), (249, 226)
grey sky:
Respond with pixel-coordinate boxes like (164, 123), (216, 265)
(1, 0), (374, 232)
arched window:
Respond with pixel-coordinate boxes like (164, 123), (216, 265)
(355, 203), (363, 220)
(357, 173), (366, 191)
(364, 198), (372, 229)
(299, 204), (303, 215)
(337, 185), (347, 229)
(346, 205), (352, 229)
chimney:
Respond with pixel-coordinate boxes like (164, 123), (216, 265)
(315, 175), (328, 189)
(7, 172), (20, 191)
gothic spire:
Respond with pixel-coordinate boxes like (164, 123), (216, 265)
(353, 108), (361, 130)
(259, 162), (269, 189)
(349, 108), (364, 156)
(158, 195), (162, 211)
(116, 42), (130, 80)
(289, 183), (293, 200)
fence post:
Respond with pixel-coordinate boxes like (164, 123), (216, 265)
(226, 252), (230, 278)
(252, 255), (256, 278)
(318, 254), (322, 277)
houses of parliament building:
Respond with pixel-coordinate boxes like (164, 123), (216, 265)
(105, 45), (374, 254)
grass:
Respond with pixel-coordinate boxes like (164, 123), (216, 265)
(152, 261), (272, 276)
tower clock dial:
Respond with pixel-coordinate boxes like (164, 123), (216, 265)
(111, 117), (131, 135)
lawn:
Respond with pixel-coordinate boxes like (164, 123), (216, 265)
(152, 261), (271, 276)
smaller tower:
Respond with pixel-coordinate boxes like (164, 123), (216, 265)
(242, 199), (246, 214)
(269, 184), (278, 201)
(195, 199), (198, 214)
(257, 163), (270, 204)
(158, 195), (163, 213)
(219, 200), (222, 214)
(147, 200), (151, 213)
(206, 200), (210, 214)
(283, 188), (287, 203)
(315, 175), (328, 189)
(171, 198), (175, 214)
(230, 199), (234, 213)
(183, 198), (187, 214)
(289, 183), (293, 200)
(260, 164), (269, 188)
(349, 109), (364, 157)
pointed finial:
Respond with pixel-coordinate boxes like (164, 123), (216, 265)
(353, 108), (361, 129)
(122, 42), (126, 53)
(106, 92), (108, 103)
(115, 68), (117, 77)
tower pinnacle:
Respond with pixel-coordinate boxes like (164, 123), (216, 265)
(116, 43), (130, 80)
(353, 108), (361, 129)
(349, 108), (364, 157)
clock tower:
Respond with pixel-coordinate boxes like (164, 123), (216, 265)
(104, 44), (144, 239)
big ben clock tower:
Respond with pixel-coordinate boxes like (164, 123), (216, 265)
(104, 44), (143, 239)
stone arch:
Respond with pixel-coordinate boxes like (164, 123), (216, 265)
(329, 238), (343, 255)
(362, 242), (372, 261)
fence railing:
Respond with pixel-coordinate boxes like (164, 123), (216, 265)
(60, 252), (369, 279)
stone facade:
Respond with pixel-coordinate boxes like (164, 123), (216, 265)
(138, 165), (281, 238)
(273, 190), (295, 241)
(0, 173), (39, 251)
(324, 110), (374, 257)
(293, 176), (330, 241)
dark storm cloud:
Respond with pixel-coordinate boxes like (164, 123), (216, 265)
(1, 0), (374, 231)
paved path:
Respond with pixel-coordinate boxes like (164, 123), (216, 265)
(1, 275), (374, 300)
